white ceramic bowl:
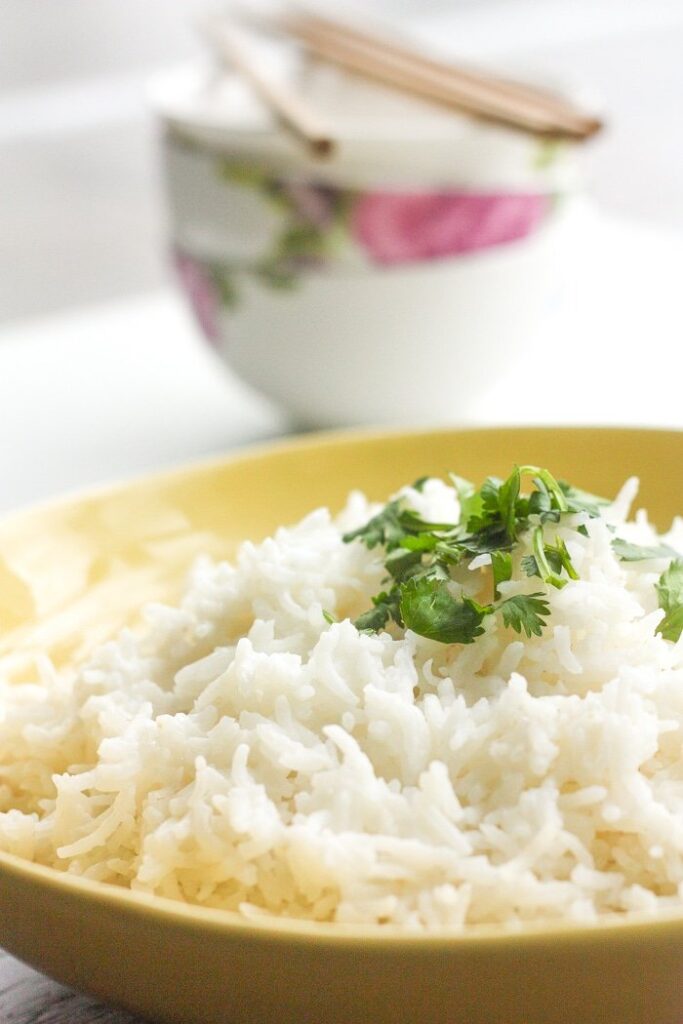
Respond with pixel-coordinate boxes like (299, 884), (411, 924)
(153, 64), (582, 427)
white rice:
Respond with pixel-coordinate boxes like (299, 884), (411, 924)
(2, 477), (683, 930)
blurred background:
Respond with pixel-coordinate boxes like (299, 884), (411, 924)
(2, 0), (683, 324)
(1, 0), (683, 513)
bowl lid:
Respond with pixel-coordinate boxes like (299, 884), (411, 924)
(150, 61), (581, 191)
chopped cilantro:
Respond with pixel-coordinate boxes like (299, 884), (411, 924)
(518, 466), (569, 513)
(558, 481), (608, 517)
(491, 550), (512, 599)
(612, 538), (678, 562)
(655, 561), (683, 642)
(343, 464), (662, 652)
(554, 537), (579, 580)
(449, 474), (480, 524)
(499, 593), (551, 638)
(398, 510), (461, 534)
(354, 590), (402, 633)
(399, 533), (440, 553)
(384, 546), (423, 580)
(531, 526), (567, 590)
(342, 501), (405, 550)
(521, 554), (541, 578)
(498, 467), (521, 540)
(400, 577), (487, 645)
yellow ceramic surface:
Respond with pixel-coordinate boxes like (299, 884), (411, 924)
(1, 426), (682, 1024)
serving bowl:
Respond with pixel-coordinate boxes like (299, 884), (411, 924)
(153, 65), (581, 427)
(1, 425), (682, 1024)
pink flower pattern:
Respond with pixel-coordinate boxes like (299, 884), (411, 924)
(351, 191), (549, 266)
(174, 250), (221, 343)
(175, 167), (554, 327)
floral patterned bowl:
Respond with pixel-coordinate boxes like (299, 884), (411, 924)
(154, 65), (579, 427)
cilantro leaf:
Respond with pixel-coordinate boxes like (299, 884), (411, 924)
(433, 540), (466, 563)
(531, 527), (567, 590)
(655, 560), (683, 642)
(521, 554), (540, 578)
(522, 543), (571, 581)
(384, 546), (423, 580)
(354, 604), (391, 632)
(458, 525), (511, 556)
(558, 481), (608, 517)
(354, 589), (402, 632)
(399, 533), (440, 553)
(528, 486), (552, 518)
(554, 536), (579, 580)
(491, 550), (512, 599)
(398, 510), (459, 533)
(410, 560), (451, 584)
(400, 577), (487, 645)
(481, 476), (502, 515)
(499, 593), (551, 638)
(658, 605), (683, 643)
(546, 547), (565, 575)
(467, 465), (567, 542)
(498, 467), (521, 540)
(518, 466), (568, 513)
(343, 501), (405, 550)
(449, 474), (481, 524)
(467, 476), (502, 533)
(612, 538), (678, 562)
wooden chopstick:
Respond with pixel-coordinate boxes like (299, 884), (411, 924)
(285, 12), (596, 139)
(200, 17), (335, 158)
(278, 10), (601, 141)
(291, 11), (600, 132)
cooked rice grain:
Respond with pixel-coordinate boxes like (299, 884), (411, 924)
(2, 478), (683, 930)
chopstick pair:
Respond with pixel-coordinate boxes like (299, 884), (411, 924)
(281, 9), (602, 142)
(204, 7), (602, 159)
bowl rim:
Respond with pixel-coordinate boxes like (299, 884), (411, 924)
(149, 63), (575, 151)
(3, 843), (683, 950)
(151, 64), (579, 192)
(3, 422), (683, 950)
(2, 421), (680, 528)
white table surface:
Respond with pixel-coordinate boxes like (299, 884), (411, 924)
(1, 205), (683, 1022)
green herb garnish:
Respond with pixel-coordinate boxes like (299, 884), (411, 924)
(343, 465), (591, 645)
(655, 560), (683, 642)
(612, 539), (678, 562)
(343, 501), (406, 551)
(400, 578), (487, 645)
(491, 550), (513, 599)
(354, 591), (401, 633)
(522, 533), (578, 588)
(344, 466), (683, 648)
(558, 481), (609, 517)
(499, 593), (551, 638)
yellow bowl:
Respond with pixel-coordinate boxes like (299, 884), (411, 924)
(1, 426), (683, 1024)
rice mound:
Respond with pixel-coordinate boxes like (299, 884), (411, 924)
(2, 477), (683, 930)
